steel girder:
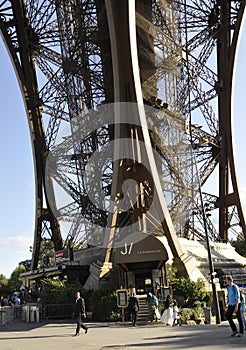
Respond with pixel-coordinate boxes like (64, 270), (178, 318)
(0, 0), (64, 269)
(0, 0), (245, 271)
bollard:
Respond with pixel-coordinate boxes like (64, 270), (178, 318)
(0, 310), (7, 325)
(203, 307), (211, 324)
(26, 305), (30, 323)
(30, 306), (36, 322)
(36, 307), (40, 323)
(21, 306), (26, 321)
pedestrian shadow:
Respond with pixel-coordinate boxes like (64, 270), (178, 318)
(142, 329), (246, 349)
(0, 320), (47, 332)
(0, 333), (77, 340)
(101, 337), (246, 350)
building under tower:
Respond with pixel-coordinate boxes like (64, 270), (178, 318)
(1, 0), (246, 318)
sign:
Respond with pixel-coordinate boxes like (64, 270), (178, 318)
(114, 233), (168, 264)
(116, 289), (128, 308)
(212, 277), (220, 283)
(55, 249), (69, 263)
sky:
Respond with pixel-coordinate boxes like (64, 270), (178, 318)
(0, 17), (246, 279)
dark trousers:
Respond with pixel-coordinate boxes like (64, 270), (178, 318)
(75, 314), (88, 334)
(226, 303), (244, 334)
(130, 310), (138, 326)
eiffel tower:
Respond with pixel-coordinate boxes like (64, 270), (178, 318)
(1, 1), (245, 285)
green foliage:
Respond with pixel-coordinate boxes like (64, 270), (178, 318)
(166, 263), (178, 279)
(169, 276), (212, 308)
(231, 233), (246, 257)
(38, 239), (56, 268)
(192, 301), (206, 319)
(89, 289), (120, 321)
(179, 302), (209, 323)
(40, 278), (82, 304)
(1, 266), (28, 296)
(18, 259), (31, 271)
(39, 278), (120, 321)
(0, 274), (8, 288)
(7, 265), (26, 292)
(0, 273), (9, 295)
(179, 307), (193, 322)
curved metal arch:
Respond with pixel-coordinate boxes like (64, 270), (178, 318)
(0, 0), (245, 275)
(216, 0), (246, 241)
(172, 0), (246, 241)
(0, 0), (63, 269)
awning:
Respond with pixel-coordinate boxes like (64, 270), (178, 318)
(114, 233), (168, 264)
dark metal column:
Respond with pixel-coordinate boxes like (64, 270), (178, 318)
(217, 0), (246, 241)
(0, 0), (63, 268)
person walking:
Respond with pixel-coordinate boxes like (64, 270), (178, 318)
(160, 294), (173, 326)
(13, 293), (21, 318)
(146, 292), (159, 322)
(0, 295), (8, 307)
(74, 291), (89, 336)
(225, 276), (244, 337)
(128, 292), (139, 326)
(239, 289), (246, 330)
(172, 300), (181, 326)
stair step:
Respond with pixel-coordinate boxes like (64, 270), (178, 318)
(136, 297), (151, 323)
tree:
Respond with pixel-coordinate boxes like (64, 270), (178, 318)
(39, 278), (119, 321)
(38, 238), (57, 268)
(169, 276), (212, 308)
(230, 232), (246, 257)
(40, 278), (80, 304)
(7, 265), (26, 292)
(19, 259), (31, 271)
(0, 273), (9, 295)
(166, 263), (212, 308)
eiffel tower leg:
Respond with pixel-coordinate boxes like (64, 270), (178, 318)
(1, 0), (64, 270)
(216, 1), (246, 241)
(100, 0), (201, 278)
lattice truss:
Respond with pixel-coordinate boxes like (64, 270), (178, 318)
(0, 0), (245, 261)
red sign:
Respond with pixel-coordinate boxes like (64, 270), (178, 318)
(55, 249), (69, 263)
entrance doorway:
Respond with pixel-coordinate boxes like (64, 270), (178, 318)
(135, 270), (153, 294)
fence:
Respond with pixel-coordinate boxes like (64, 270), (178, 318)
(1, 303), (91, 322)
(43, 303), (74, 319)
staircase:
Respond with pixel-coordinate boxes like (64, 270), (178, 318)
(136, 296), (149, 324)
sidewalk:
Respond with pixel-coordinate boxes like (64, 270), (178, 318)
(0, 319), (245, 349)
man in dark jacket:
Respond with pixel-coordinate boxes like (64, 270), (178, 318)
(128, 292), (139, 326)
(74, 291), (89, 336)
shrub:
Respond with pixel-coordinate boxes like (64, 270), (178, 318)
(89, 289), (120, 321)
(179, 308), (193, 322)
(40, 278), (82, 304)
(179, 304), (206, 323)
(39, 278), (121, 321)
(191, 302), (206, 320)
(169, 277), (212, 308)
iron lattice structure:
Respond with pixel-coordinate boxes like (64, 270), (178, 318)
(0, 0), (245, 271)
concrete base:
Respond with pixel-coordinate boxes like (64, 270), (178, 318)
(83, 261), (113, 290)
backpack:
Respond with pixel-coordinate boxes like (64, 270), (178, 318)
(152, 295), (158, 307)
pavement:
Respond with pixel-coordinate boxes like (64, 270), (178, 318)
(0, 319), (246, 350)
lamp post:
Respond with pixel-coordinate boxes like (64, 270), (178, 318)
(193, 150), (221, 324)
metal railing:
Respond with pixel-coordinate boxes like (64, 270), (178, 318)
(43, 303), (74, 319)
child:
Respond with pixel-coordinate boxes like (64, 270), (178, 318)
(172, 300), (181, 326)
